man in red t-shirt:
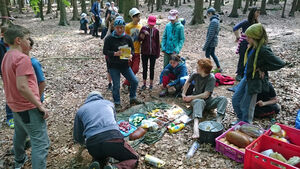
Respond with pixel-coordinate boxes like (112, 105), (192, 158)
(1, 25), (50, 169)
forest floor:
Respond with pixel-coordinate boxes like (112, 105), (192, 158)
(0, 1), (300, 169)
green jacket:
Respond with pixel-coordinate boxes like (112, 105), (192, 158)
(246, 45), (285, 94)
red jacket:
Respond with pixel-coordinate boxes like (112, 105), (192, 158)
(139, 26), (160, 58)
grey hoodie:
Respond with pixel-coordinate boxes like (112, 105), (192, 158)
(73, 94), (121, 145)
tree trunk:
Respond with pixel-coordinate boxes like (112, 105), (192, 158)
(18, 0), (23, 13)
(5, 0), (10, 17)
(214, 0), (221, 12)
(237, 0), (242, 8)
(274, 0), (279, 4)
(260, 0), (267, 15)
(229, 0), (239, 17)
(71, 0), (79, 20)
(46, 0), (52, 13)
(136, 0), (139, 8)
(281, 0), (287, 18)
(58, 0), (69, 25)
(175, 0), (179, 7)
(183, 0), (186, 4)
(209, 0), (212, 7)
(249, 0), (253, 6)
(243, 0), (249, 14)
(119, 0), (123, 13)
(57, 0), (60, 10)
(148, 0), (154, 12)
(39, 0), (44, 20)
(267, 0), (273, 4)
(162, 0), (166, 5)
(297, 0), (300, 11)
(156, 0), (162, 11)
(1, 0), (8, 25)
(170, 0), (174, 6)
(289, 0), (297, 16)
(123, 0), (135, 22)
(190, 0), (204, 25)
(221, 0), (224, 6)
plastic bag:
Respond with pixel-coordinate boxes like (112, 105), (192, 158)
(141, 119), (159, 131)
(296, 110), (300, 129)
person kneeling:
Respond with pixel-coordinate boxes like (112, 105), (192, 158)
(181, 58), (228, 139)
(159, 54), (188, 97)
(255, 81), (280, 118)
(73, 91), (139, 169)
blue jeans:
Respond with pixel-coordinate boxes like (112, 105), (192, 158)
(109, 67), (138, 104)
(232, 77), (257, 123)
(13, 108), (50, 169)
(6, 104), (13, 120)
(205, 47), (221, 68)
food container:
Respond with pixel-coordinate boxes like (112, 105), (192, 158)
(198, 121), (224, 146)
(117, 120), (137, 137)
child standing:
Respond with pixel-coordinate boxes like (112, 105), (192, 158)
(123, 8), (142, 90)
(139, 15), (160, 90)
(80, 13), (89, 34)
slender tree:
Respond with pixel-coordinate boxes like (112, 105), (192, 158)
(237, 0), (242, 8)
(209, 0), (212, 7)
(156, 0), (162, 11)
(136, 0), (139, 8)
(281, 0), (287, 18)
(71, 0), (79, 20)
(289, 0), (298, 16)
(46, 0), (52, 14)
(297, 0), (300, 11)
(1, 0), (9, 25)
(214, 0), (221, 12)
(39, 0), (44, 21)
(175, 0), (179, 7)
(243, 0), (250, 14)
(58, 0), (69, 25)
(274, 0), (279, 4)
(267, 0), (273, 4)
(18, 0), (23, 13)
(123, 0), (135, 22)
(260, 0), (267, 15)
(229, 0), (239, 17)
(250, 0), (253, 6)
(190, 0), (204, 25)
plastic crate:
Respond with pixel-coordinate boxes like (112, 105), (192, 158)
(264, 123), (300, 147)
(244, 135), (300, 169)
(215, 121), (247, 163)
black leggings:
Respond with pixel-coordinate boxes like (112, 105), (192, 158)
(142, 55), (156, 81)
(236, 41), (248, 76)
(254, 104), (280, 118)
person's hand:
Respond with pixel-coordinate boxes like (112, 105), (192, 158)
(129, 54), (133, 61)
(114, 51), (122, 56)
(256, 100), (265, 107)
(144, 30), (149, 35)
(38, 105), (49, 119)
(183, 96), (194, 102)
(140, 33), (145, 39)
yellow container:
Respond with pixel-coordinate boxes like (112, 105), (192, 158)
(169, 123), (185, 133)
(145, 154), (165, 168)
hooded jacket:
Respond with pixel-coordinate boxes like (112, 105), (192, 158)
(73, 94), (122, 145)
(246, 45), (285, 95)
(139, 26), (160, 57)
(159, 57), (188, 86)
(203, 15), (220, 50)
(161, 21), (185, 54)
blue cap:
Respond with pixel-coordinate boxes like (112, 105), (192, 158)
(207, 7), (216, 14)
(105, 2), (110, 6)
(114, 17), (125, 26)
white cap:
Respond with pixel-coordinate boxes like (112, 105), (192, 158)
(129, 8), (140, 17)
(81, 13), (87, 18)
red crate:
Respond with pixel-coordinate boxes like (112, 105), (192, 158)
(244, 135), (300, 169)
(215, 121), (247, 163)
(264, 123), (300, 147)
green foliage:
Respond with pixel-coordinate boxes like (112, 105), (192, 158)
(30, 0), (70, 14)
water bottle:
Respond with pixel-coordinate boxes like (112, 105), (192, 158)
(168, 123), (185, 133)
(145, 154), (165, 168)
(186, 141), (200, 159)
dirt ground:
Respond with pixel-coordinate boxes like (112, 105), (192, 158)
(0, 1), (300, 168)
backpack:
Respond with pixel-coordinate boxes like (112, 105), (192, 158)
(214, 73), (235, 87)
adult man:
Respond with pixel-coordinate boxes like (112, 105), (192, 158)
(182, 58), (227, 139)
(73, 91), (139, 169)
(2, 25), (50, 169)
(91, 0), (102, 37)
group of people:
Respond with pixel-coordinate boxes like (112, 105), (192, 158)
(0, 3), (286, 169)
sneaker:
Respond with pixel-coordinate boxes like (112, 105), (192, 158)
(89, 161), (100, 169)
(130, 99), (143, 105)
(104, 164), (118, 169)
(15, 155), (28, 169)
(141, 85), (146, 90)
(159, 89), (168, 97)
(107, 83), (113, 91)
(149, 85), (153, 90)
(7, 118), (14, 129)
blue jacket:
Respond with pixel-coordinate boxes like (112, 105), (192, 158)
(160, 57), (188, 86)
(161, 21), (185, 54)
(73, 94), (120, 145)
(203, 15), (220, 50)
(91, 1), (101, 16)
(31, 57), (45, 102)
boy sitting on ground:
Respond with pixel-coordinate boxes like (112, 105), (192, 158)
(80, 13), (89, 34)
(182, 58), (228, 139)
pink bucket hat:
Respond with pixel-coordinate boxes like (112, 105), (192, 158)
(148, 15), (157, 25)
(168, 9), (178, 21)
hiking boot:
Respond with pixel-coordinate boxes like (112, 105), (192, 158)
(7, 118), (14, 129)
(89, 161), (100, 169)
(15, 155), (28, 169)
(107, 83), (113, 91)
(141, 85), (146, 90)
(130, 99), (143, 105)
(149, 85), (153, 90)
(104, 164), (118, 169)
(159, 89), (168, 97)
